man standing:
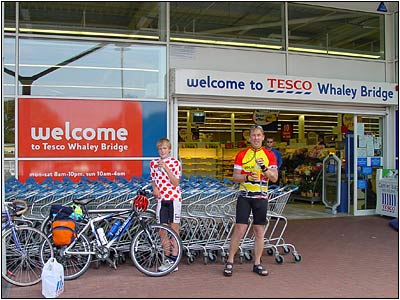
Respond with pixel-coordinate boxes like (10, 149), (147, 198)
(223, 125), (278, 277)
(265, 137), (282, 185)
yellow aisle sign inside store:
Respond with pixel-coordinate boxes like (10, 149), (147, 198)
(252, 110), (279, 125)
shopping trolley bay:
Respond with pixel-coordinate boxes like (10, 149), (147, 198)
(3, 175), (302, 285)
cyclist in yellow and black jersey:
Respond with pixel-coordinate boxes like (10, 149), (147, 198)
(234, 144), (278, 193)
(224, 125), (278, 278)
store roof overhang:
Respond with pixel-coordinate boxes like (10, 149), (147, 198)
(174, 94), (390, 116)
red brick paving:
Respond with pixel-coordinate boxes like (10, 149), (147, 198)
(2, 216), (398, 298)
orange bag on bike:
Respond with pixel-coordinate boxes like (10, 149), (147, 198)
(51, 219), (77, 247)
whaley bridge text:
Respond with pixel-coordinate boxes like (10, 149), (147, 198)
(37, 142), (128, 153)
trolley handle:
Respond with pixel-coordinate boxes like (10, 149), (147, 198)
(279, 185), (299, 193)
(238, 190), (271, 200)
(238, 184), (299, 200)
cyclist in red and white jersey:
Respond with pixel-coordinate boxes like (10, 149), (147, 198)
(150, 138), (182, 272)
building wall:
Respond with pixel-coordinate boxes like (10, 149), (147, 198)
(304, 2), (399, 14)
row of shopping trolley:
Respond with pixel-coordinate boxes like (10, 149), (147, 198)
(4, 175), (301, 266)
(5, 175), (150, 219)
(176, 178), (302, 265)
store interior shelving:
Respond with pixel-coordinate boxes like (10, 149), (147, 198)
(179, 143), (240, 180)
(179, 146), (219, 178)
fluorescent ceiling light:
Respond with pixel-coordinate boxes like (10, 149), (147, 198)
(4, 27), (159, 40)
(288, 47), (327, 54)
(5, 27), (380, 59)
(288, 46), (381, 59)
(19, 84), (145, 91)
(328, 51), (381, 59)
(4, 63), (159, 73)
(171, 37), (282, 50)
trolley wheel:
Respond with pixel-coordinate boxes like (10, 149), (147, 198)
(118, 254), (126, 264)
(283, 246), (290, 254)
(244, 251), (253, 261)
(239, 255), (244, 264)
(221, 255), (227, 264)
(275, 255), (284, 264)
(208, 252), (217, 262)
(267, 248), (274, 256)
(187, 256), (195, 264)
(294, 254), (302, 262)
(203, 256), (208, 265)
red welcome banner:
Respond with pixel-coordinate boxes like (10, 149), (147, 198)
(18, 98), (142, 158)
(17, 98), (145, 182)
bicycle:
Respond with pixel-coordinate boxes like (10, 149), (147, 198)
(43, 188), (183, 280)
(1, 199), (54, 286)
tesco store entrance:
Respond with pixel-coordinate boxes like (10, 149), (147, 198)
(171, 69), (398, 217)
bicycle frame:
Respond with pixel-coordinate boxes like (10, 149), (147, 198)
(63, 208), (148, 256)
(48, 191), (183, 278)
(2, 205), (26, 255)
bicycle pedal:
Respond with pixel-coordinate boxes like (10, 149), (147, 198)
(107, 258), (117, 269)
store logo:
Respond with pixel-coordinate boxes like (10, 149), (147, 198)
(31, 121), (128, 141)
(265, 78), (312, 95)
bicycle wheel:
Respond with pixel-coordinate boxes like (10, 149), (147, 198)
(2, 226), (54, 286)
(115, 211), (157, 252)
(130, 224), (183, 277)
(52, 233), (92, 281)
(40, 216), (52, 236)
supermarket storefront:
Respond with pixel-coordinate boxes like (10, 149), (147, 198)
(171, 69), (398, 216)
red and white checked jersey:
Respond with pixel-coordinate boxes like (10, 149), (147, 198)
(150, 157), (182, 202)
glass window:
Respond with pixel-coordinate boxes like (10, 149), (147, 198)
(3, 97), (15, 164)
(17, 38), (166, 99)
(395, 12), (399, 82)
(4, 160), (16, 179)
(170, 2), (284, 50)
(4, 97), (15, 156)
(396, 12), (399, 60)
(288, 3), (384, 59)
(12, 2), (162, 41)
(3, 2), (16, 29)
(3, 37), (15, 96)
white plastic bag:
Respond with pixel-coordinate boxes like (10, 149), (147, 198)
(41, 257), (64, 298)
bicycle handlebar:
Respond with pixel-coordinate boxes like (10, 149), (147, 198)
(4, 199), (28, 216)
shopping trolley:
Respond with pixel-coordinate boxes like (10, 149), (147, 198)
(237, 184), (301, 264)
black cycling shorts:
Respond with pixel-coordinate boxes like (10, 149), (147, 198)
(235, 194), (267, 225)
(156, 201), (181, 224)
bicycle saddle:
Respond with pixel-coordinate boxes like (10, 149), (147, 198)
(73, 196), (95, 206)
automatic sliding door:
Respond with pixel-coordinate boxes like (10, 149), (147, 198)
(348, 116), (384, 216)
